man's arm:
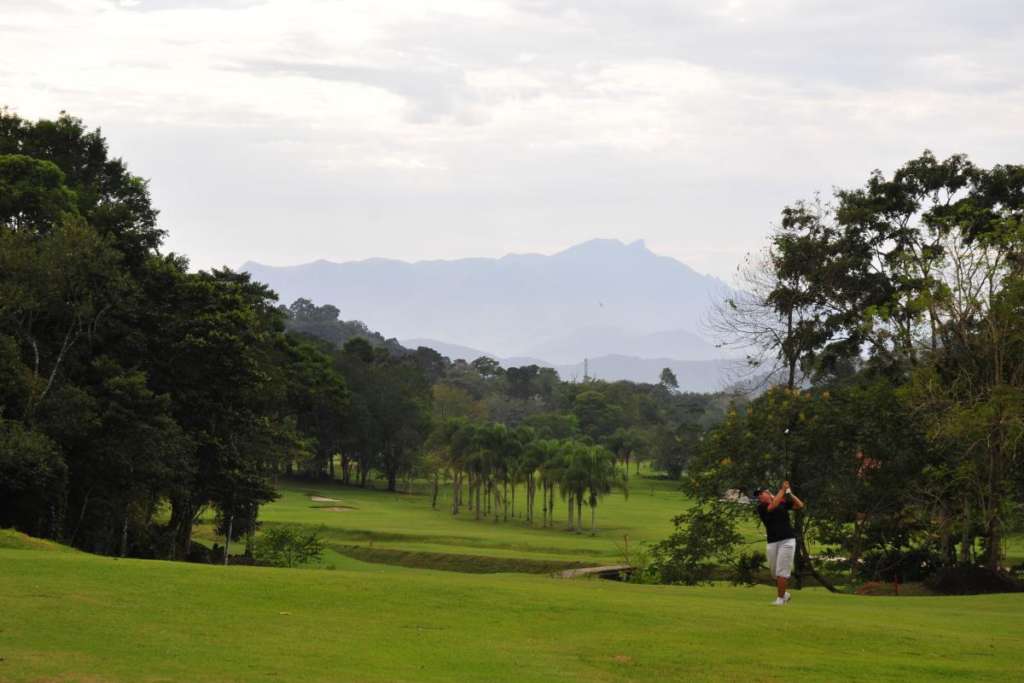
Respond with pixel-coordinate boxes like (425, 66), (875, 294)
(788, 489), (805, 510)
(766, 483), (788, 511)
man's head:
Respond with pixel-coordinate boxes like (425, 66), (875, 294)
(753, 489), (773, 505)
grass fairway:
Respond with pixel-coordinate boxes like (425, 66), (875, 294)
(193, 474), (721, 570)
(2, 546), (1022, 683)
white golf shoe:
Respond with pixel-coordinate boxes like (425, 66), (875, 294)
(783, 591), (792, 603)
(772, 597), (785, 605)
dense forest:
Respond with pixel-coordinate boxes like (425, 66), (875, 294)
(0, 110), (725, 559)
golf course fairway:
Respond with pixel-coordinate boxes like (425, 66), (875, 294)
(1, 543), (1021, 682)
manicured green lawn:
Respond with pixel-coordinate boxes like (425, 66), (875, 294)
(2, 546), (1022, 682)
(193, 474), (721, 568)
(194, 475), (1023, 574)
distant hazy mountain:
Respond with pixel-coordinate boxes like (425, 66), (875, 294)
(524, 325), (721, 365)
(551, 356), (735, 391)
(244, 239), (731, 361)
(400, 338), (499, 363)
(401, 337), (734, 392)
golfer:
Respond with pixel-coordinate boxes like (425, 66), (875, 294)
(754, 481), (804, 605)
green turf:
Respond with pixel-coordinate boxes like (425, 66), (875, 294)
(1, 546), (1021, 682)
(192, 475), (1023, 582)
(193, 474), (720, 569)
(0, 528), (77, 553)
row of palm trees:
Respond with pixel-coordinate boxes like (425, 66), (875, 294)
(426, 419), (627, 534)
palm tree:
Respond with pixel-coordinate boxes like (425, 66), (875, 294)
(580, 445), (627, 534)
(559, 441), (589, 533)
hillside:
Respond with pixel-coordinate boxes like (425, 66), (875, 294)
(3, 526), (1023, 682)
(242, 239), (732, 362)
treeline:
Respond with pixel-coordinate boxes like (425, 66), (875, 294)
(0, 110), (358, 559)
(662, 152), (1024, 588)
(0, 111), (727, 560)
(284, 297), (728, 533)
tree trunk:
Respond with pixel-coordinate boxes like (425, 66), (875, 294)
(576, 496), (583, 533)
(960, 498), (972, 564)
(431, 476), (439, 510)
(985, 516), (1002, 571)
(69, 489), (92, 547)
(475, 480), (481, 521)
(169, 497), (194, 561)
(548, 485), (554, 527)
(794, 524), (838, 593)
(245, 504), (256, 558)
(590, 504), (596, 534)
(567, 493), (574, 531)
(224, 512), (233, 566)
(120, 508), (129, 558)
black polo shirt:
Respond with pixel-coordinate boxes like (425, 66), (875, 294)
(758, 500), (795, 543)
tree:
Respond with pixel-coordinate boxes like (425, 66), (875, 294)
(605, 427), (644, 480)
(659, 367), (679, 391)
(651, 503), (744, 585)
(580, 445), (627, 533)
(255, 525), (325, 567)
(573, 390), (622, 441)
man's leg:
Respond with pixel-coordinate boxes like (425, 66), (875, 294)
(776, 539), (796, 601)
(766, 541), (779, 601)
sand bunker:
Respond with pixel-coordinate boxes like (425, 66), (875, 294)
(310, 496), (340, 502)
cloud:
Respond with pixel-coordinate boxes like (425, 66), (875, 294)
(0, 0), (1022, 281)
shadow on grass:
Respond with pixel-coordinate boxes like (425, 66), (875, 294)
(329, 543), (589, 574)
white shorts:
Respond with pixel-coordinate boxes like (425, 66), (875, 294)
(766, 538), (796, 579)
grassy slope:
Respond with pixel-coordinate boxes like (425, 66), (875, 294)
(0, 528), (77, 553)
(2, 547), (1022, 683)
(194, 476), (1024, 570)
(194, 475), (725, 569)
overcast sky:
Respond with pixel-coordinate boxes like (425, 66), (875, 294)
(3, 0), (1023, 280)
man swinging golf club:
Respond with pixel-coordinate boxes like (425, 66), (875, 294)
(754, 481), (804, 605)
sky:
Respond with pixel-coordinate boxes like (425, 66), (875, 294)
(2, 0), (1023, 281)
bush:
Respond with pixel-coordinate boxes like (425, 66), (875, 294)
(650, 504), (742, 585)
(924, 566), (1024, 595)
(729, 550), (766, 586)
(186, 542), (213, 564)
(857, 547), (942, 583)
(255, 525), (325, 568)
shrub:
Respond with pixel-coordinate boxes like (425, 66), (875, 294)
(255, 525), (325, 568)
(925, 566), (1024, 595)
(650, 504), (742, 585)
(729, 550), (766, 586)
(857, 547), (942, 583)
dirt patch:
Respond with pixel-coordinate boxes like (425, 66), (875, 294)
(612, 655), (634, 664)
(310, 496), (340, 502)
(318, 506), (356, 512)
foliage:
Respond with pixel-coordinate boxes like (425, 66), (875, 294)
(729, 550), (767, 586)
(254, 525), (325, 568)
(650, 504), (743, 585)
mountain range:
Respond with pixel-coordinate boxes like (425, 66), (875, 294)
(242, 239), (738, 390)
